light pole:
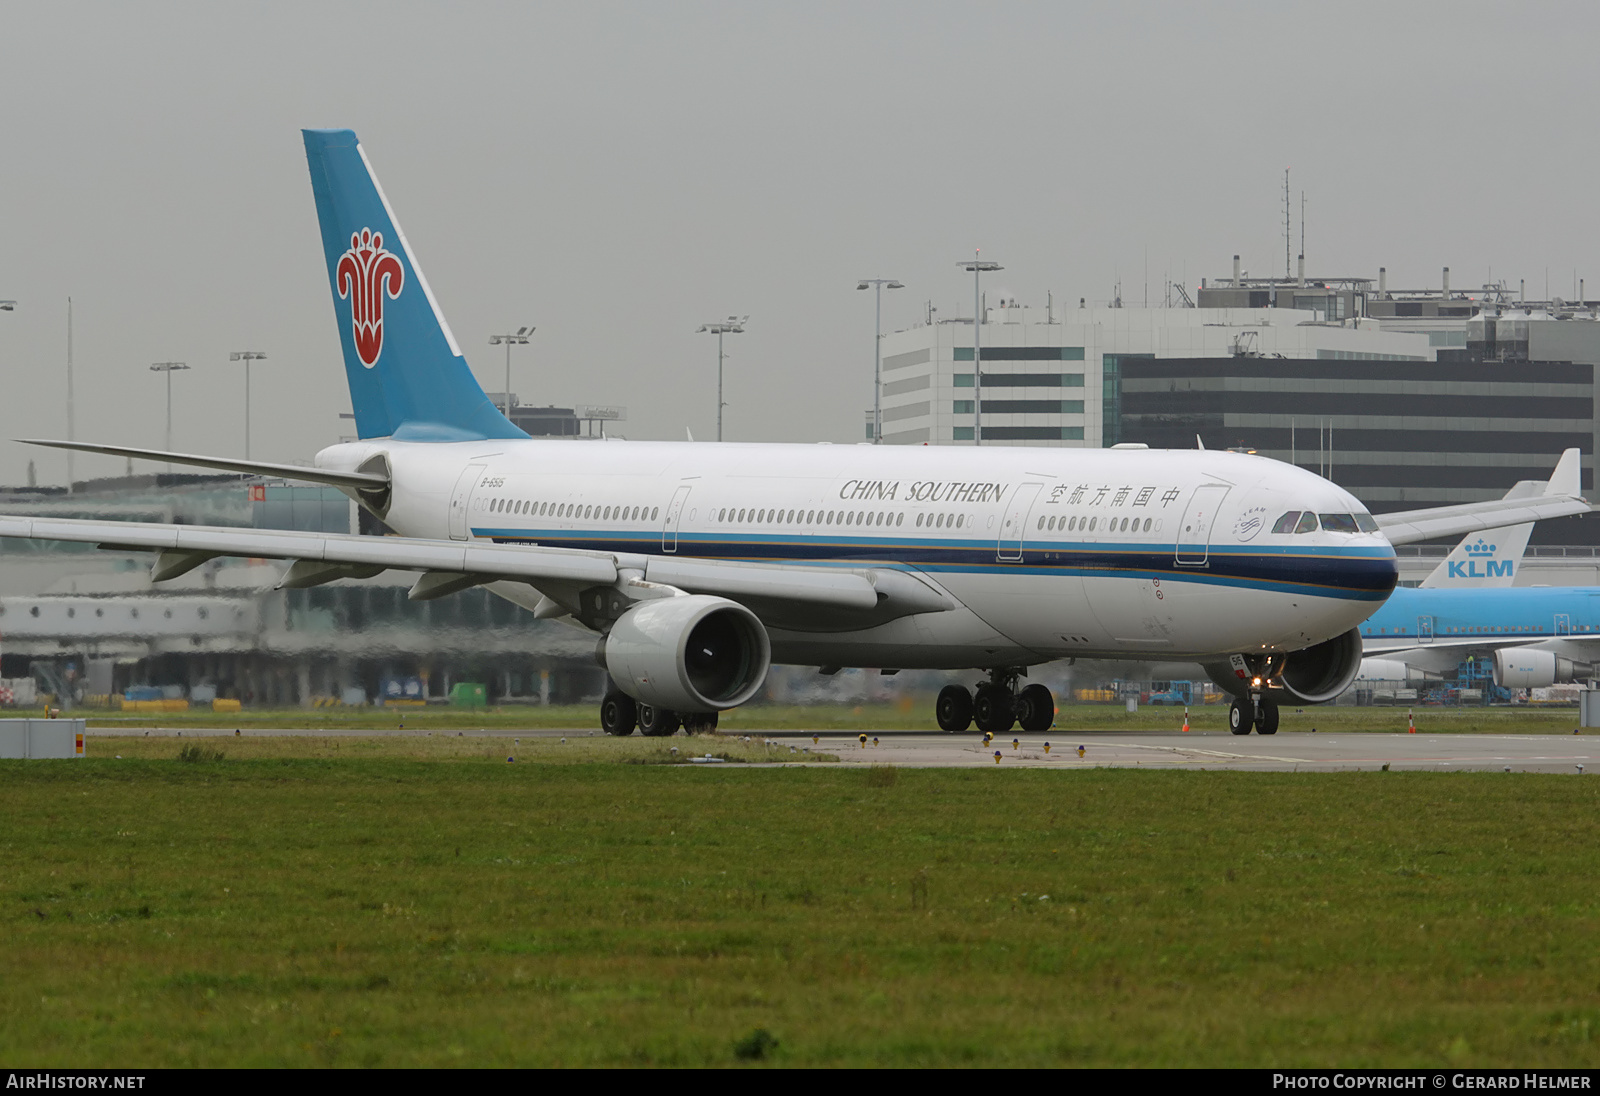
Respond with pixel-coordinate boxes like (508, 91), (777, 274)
(149, 362), (190, 470)
(956, 252), (1001, 445)
(488, 326), (534, 420)
(229, 351), (267, 460)
(856, 279), (904, 444)
(697, 316), (746, 442)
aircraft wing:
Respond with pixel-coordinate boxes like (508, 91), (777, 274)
(0, 514), (952, 620)
(1377, 448), (1591, 545)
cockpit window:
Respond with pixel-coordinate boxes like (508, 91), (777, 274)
(1294, 511), (1319, 534)
(1354, 512), (1379, 533)
(1272, 511), (1301, 534)
(1319, 513), (1359, 534)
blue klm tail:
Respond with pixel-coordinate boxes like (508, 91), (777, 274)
(302, 129), (524, 442)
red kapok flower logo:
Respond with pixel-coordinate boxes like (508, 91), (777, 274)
(336, 228), (404, 367)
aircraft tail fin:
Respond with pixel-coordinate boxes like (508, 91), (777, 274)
(1419, 523), (1532, 588)
(302, 129), (523, 442)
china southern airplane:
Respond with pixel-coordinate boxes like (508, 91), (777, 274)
(3, 130), (1589, 737)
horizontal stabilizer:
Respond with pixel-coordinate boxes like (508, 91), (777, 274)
(18, 439), (387, 490)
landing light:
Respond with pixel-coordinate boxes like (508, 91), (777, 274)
(1252, 676), (1262, 687)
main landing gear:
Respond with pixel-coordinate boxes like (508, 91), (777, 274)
(936, 669), (1055, 734)
(600, 689), (718, 736)
(1228, 693), (1280, 736)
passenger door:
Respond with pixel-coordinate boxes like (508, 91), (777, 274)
(661, 485), (693, 553)
(997, 483), (1043, 562)
(448, 463), (486, 541)
(1174, 484), (1230, 566)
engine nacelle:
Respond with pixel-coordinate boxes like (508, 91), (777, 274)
(1355, 659), (1432, 686)
(599, 594), (771, 712)
(1492, 648), (1578, 689)
(1203, 627), (1364, 704)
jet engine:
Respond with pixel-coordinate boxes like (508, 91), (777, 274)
(599, 594), (771, 712)
(1355, 658), (1431, 686)
(1202, 627), (1364, 704)
(1492, 648), (1581, 689)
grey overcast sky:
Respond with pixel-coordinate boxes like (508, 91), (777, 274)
(1, 1), (1597, 484)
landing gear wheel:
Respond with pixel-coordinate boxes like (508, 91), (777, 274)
(681, 712), (719, 734)
(1017, 684), (1055, 732)
(974, 685), (1017, 736)
(1255, 699), (1279, 735)
(600, 691), (637, 736)
(637, 704), (679, 737)
(936, 685), (973, 733)
(1229, 696), (1255, 736)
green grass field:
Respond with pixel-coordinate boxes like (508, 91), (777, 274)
(3, 740), (1598, 1067)
(77, 700), (1588, 735)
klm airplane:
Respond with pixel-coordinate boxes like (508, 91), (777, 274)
(1359, 585), (1600, 689)
(1359, 480), (1598, 690)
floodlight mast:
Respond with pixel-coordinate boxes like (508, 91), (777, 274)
(149, 362), (190, 469)
(229, 351), (267, 460)
(957, 253), (1001, 446)
(856, 279), (904, 443)
(488, 326), (534, 420)
(697, 317), (747, 441)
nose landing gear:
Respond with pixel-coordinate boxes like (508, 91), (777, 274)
(1229, 691), (1280, 735)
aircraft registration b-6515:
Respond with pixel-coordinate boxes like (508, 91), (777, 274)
(5, 130), (1591, 737)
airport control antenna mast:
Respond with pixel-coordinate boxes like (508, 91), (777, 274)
(488, 326), (534, 420)
(857, 279), (904, 444)
(149, 362), (190, 470)
(229, 351), (267, 460)
(697, 317), (746, 442)
(957, 252), (1001, 446)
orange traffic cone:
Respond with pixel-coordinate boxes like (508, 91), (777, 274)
(1408, 708), (1416, 734)
(1182, 706), (1190, 733)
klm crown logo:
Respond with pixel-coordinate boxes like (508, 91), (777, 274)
(1448, 538), (1513, 580)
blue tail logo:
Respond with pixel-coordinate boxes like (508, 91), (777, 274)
(303, 128), (524, 442)
(336, 228), (404, 368)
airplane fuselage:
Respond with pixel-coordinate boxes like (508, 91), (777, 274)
(1362, 586), (1600, 652)
(318, 437), (1398, 669)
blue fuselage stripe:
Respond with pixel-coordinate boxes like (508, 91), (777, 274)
(474, 526), (1398, 602)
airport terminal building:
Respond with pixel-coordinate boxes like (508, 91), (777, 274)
(875, 276), (1600, 542)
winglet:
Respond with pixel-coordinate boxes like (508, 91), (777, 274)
(1196, 435), (1205, 450)
(1545, 448), (1582, 498)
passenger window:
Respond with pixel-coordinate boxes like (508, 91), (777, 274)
(1320, 513), (1358, 534)
(896, 513), (904, 526)
(1294, 512), (1319, 534)
(1037, 516), (1046, 531)
(1272, 511), (1300, 534)
(651, 507), (659, 520)
(1143, 518), (1151, 531)
(1089, 517), (1096, 531)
